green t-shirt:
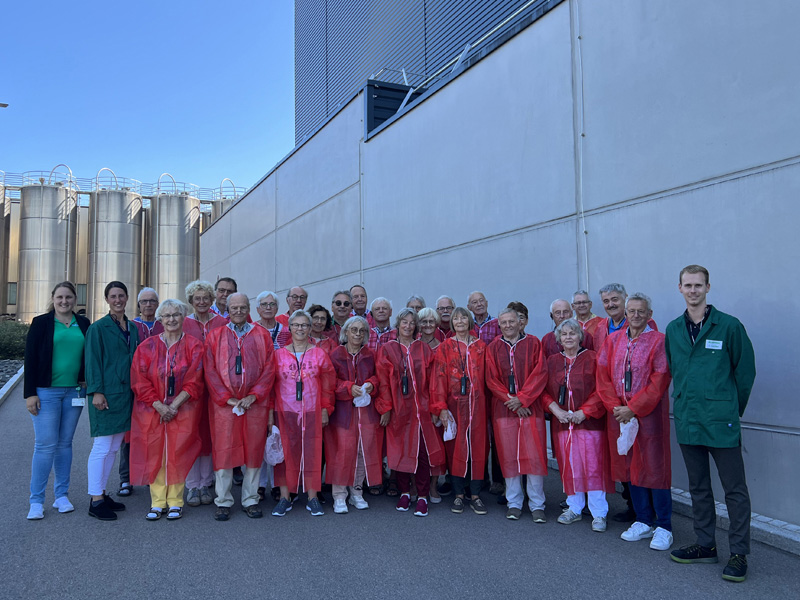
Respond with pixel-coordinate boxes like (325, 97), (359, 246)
(51, 316), (85, 387)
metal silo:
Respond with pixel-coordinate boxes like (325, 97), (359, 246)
(149, 175), (200, 301)
(0, 179), (8, 313)
(87, 169), (143, 321)
(17, 167), (78, 323)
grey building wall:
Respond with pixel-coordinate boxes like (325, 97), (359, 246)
(294, 0), (534, 144)
(203, 0), (800, 524)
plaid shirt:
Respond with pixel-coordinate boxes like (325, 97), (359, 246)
(475, 315), (501, 345)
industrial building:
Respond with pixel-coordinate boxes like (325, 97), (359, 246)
(0, 167), (243, 321)
(200, 0), (800, 527)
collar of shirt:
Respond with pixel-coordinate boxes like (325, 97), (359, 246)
(500, 332), (526, 347)
(374, 325), (392, 334)
(227, 321), (253, 338)
(210, 304), (229, 318)
(684, 304), (712, 345)
(476, 314), (494, 328)
(626, 324), (653, 340)
(608, 316), (627, 333)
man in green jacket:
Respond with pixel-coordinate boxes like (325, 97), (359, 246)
(664, 265), (755, 583)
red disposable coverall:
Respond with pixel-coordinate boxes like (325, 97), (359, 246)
(271, 346), (336, 493)
(204, 325), (276, 470)
(595, 328), (672, 489)
(542, 350), (613, 495)
(541, 329), (594, 357)
(485, 335), (548, 478)
(430, 337), (489, 479)
(130, 334), (205, 485)
(325, 345), (383, 487)
(376, 340), (446, 474)
(183, 313), (227, 454)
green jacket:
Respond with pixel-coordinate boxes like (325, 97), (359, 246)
(85, 314), (140, 437)
(665, 306), (755, 448)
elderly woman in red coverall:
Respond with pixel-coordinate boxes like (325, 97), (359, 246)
(130, 299), (204, 521)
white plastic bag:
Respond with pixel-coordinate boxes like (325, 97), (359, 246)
(443, 417), (457, 442)
(353, 391), (371, 408)
(232, 405), (245, 417)
(265, 426), (284, 466)
(617, 417), (639, 455)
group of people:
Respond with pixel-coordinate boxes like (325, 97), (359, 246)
(23, 264), (756, 583)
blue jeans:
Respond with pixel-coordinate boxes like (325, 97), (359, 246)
(29, 387), (84, 504)
(630, 483), (672, 531)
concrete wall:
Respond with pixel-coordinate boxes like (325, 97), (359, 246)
(201, 0), (800, 523)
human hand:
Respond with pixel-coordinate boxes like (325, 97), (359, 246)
(613, 405), (635, 423)
(351, 384), (363, 398)
(380, 411), (391, 427)
(570, 410), (586, 424)
(26, 395), (41, 416)
(516, 407), (532, 418)
(439, 409), (451, 424)
(92, 393), (108, 411)
(505, 395), (522, 412)
(321, 408), (329, 427)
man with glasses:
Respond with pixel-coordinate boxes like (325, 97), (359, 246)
(435, 296), (456, 340)
(571, 290), (603, 336)
(331, 291), (353, 340)
(277, 286), (309, 327)
(204, 293), (276, 521)
(210, 277), (238, 318)
(133, 287), (164, 338)
(542, 299), (594, 357)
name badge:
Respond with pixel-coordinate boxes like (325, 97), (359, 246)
(705, 340), (722, 350)
(72, 397), (86, 407)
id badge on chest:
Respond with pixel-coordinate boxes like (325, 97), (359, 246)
(72, 387), (86, 407)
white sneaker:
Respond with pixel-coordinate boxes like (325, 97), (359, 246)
(348, 495), (369, 510)
(591, 517), (607, 532)
(649, 527), (673, 550)
(557, 509), (582, 525)
(52, 497), (75, 513)
(27, 503), (44, 520)
(333, 498), (348, 514)
(620, 521), (655, 542)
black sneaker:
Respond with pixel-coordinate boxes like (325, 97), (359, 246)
(722, 554), (747, 582)
(232, 467), (244, 485)
(103, 494), (126, 511)
(670, 544), (719, 564)
(89, 499), (117, 521)
(612, 506), (636, 522)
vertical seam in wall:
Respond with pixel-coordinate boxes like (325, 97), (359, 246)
(569, 0), (589, 292)
(273, 174), (278, 291)
(359, 132), (365, 284)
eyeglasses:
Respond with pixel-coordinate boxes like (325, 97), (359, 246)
(436, 306), (454, 312)
(349, 328), (367, 335)
(311, 316), (327, 322)
(259, 302), (278, 308)
(290, 323), (311, 329)
(288, 294), (307, 301)
(572, 301), (590, 306)
(139, 299), (158, 305)
(160, 313), (182, 320)
(333, 300), (351, 307)
(216, 288), (235, 295)
(627, 309), (649, 316)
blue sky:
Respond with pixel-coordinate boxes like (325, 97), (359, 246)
(0, 1), (295, 193)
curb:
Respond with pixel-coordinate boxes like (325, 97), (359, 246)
(0, 366), (23, 408)
(547, 454), (800, 556)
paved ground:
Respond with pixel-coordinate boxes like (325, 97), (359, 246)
(1, 383), (796, 600)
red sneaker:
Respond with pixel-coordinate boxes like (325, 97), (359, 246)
(396, 494), (411, 512)
(414, 498), (428, 517)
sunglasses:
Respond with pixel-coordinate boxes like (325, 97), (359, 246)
(333, 300), (351, 307)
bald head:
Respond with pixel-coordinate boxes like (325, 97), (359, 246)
(287, 286), (308, 312)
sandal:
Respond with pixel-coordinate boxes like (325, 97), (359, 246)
(145, 508), (162, 521)
(166, 506), (183, 520)
(118, 482), (133, 497)
(368, 485), (383, 496)
(386, 480), (399, 497)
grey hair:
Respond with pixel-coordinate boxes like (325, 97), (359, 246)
(626, 292), (653, 312)
(137, 287), (159, 302)
(406, 295), (426, 308)
(549, 299), (571, 314)
(394, 307), (420, 338)
(370, 297), (393, 311)
(332, 290), (352, 302)
(339, 315), (369, 346)
(288, 309), (312, 327)
(417, 307), (440, 325)
(598, 283), (627, 297)
(572, 290), (590, 302)
(436, 295), (455, 306)
(185, 280), (214, 305)
(555, 318), (585, 342)
(467, 290), (486, 304)
(155, 299), (189, 320)
(227, 292), (250, 309)
(497, 307), (519, 320)
(256, 290), (279, 307)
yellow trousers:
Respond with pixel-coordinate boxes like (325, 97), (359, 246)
(150, 465), (185, 509)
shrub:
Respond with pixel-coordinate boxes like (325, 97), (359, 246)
(0, 320), (29, 360)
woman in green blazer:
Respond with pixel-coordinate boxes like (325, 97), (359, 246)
(85, 281), (140, 521)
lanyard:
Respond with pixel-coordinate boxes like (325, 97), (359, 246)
(290, 344), (309, 402)
(350, 350), (362, 385)
(456, 338), (470, 395)
(623, 334), (639, 402)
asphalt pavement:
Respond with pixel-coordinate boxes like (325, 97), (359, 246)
(1, 383), (796, 600)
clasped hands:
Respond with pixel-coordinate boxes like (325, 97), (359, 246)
(505, 394), (531, 418)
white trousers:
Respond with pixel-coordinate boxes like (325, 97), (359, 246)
(186, 455), (214, 489)
(504, 475), (546, 511)
(332, 444), (366, 501)
(259, 462), (274, 488)
(87, 433), (125, 496)
(566, 490), (608, 518)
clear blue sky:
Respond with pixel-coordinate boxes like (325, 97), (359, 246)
(0, 1), (295, 193)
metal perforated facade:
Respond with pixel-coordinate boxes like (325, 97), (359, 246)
(294, 0), (535, 144)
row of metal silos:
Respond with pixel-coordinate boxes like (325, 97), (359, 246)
(12, 172), (202, 323)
